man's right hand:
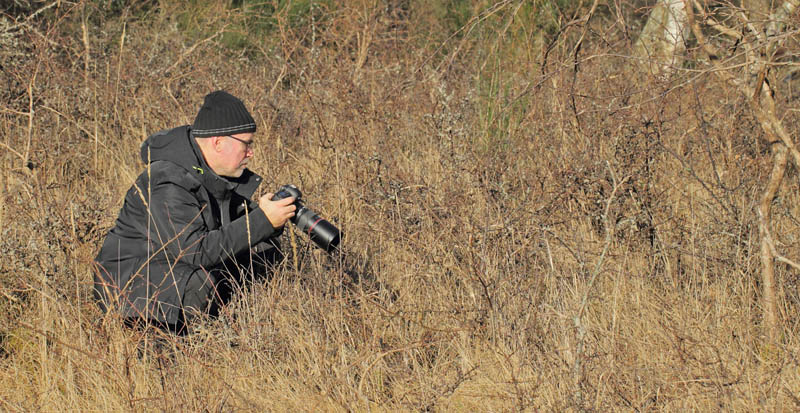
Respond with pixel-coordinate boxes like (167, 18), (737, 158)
(259, 193), (296, 228)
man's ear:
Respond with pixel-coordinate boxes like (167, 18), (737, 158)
(210, 136), (224, 152)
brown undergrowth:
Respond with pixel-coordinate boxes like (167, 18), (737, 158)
(0, 1), (798, 411)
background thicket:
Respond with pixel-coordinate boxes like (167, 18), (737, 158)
(1, 0), (799, 411)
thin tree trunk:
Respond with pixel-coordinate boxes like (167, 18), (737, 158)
(633, 0), (688, 76)
(638, 0), (799, 341)
(758, 144), (786, 343)
(682, 0), (797, 342)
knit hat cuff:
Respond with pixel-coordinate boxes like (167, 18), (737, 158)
(192, 123), (257, 137)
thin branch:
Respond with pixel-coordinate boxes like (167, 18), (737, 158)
(0, 288), (19, 303)
(738, 11), (765, 44)
(162, 23), (231, 75)
(0, 142), (26, 162)
(23, 68), (37, 168)
(572, 161), (628, 407)
(762, 211), (800, 272)
(2, 1), (60, 32)
(687, 0), (724, 61)
(704, 16), (742, 40)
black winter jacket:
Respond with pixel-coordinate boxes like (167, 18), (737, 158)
(94, 126), (279, 324)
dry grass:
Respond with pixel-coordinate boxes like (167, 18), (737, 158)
(1, 1), (799, 411)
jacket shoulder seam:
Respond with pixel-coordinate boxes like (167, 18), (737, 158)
(147, 161), (202, 190)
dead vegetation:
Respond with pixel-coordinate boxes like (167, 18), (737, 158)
(1, 0), (799, 410)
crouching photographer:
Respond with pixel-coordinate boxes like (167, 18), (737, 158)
(93, 91), (337, 335)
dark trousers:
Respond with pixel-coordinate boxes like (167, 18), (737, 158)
(129, 246), (282, 335)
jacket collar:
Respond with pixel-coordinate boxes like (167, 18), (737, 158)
(141, 125), (263, 199)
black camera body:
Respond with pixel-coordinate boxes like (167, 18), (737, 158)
(272, 184), (341, 253)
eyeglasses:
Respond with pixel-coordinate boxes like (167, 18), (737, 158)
(226, 135), (255, 151)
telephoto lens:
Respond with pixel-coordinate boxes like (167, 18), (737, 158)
(271, 184), (341, 253)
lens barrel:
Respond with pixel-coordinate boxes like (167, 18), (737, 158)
(271, 184), (341, 253)
(294, 207), (341, 253)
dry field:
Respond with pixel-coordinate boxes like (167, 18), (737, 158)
(1, 1), (799, 411)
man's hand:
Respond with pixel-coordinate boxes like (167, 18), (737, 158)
(259, 193), (296, 228)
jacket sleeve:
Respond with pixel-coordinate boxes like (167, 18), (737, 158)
(145, 179), (277, 269)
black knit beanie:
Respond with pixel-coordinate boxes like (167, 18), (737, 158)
(191, 90), (256, 138)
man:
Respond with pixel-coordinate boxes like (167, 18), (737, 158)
(94, 90), (295, 333)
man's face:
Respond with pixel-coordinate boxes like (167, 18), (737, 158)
(215, 132), (255, 178)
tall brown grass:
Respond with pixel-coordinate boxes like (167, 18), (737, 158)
(1, 0), (799, 411)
